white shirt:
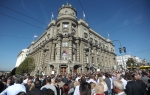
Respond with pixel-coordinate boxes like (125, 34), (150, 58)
(23, 78), (28, 84)
(0, 84), (26, 95)
(75, 77), (80, 82)
(73, 85), (80, 95)
(87, 79), (97, 84)
(120, 78), (127, 89)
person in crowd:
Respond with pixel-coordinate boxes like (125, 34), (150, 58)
(27, 80), (43, 95)
(79, 82), (91, 95)
(73, 76), (86, 95)
(0, 78), (26, 95)
(25, 78), (34, 92)
(117, 74), (127, 90)
(75, 74), (81, 82)
(98, 77), (108, 95)
(62, 76), (68, 83)
(54, 79), (60, 95)
(113, 80), (126, 95)
(62, 83), (70, 95)
(90, 82), (96, 95)
(93, 83), (105, 95)
(17, 92), (27, 95)
(108, 74), (113, 95)
(87, 75), (97, 84)
(68, 77), (75, 95)
(104, 73), (111, 95)
(141, 71), (150, 85)
(0, 79), (5, 93)
(147, 79), (150, 94)
(125, 73), (147, 95)
(41, 77), (57, 95)
(133, 72), (147, 95)
(43, 89), (55, 95)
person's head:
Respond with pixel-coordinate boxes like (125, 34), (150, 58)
(125, 73), (133, 81)
(132, 73), (140, 80)
(34, 80), (41, 89)
(15, 78), (22, 84)
(99, 77), (104, 83)
(7, 78), (11, 84)
(113, 80), (124, 94)
(94, 83), (104, 94)
(116, 74), (121, 80)
(63, 83), (70, 95)
(90, 82), (96, 89)
(80, 76), (86, 83)
(79, 82), (91, 95)
(46, 77), (51, 84)
(43, 89), (54, 95)
(27, 79), (33, 86)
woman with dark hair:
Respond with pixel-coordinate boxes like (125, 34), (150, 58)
(62, 83), (70, 95)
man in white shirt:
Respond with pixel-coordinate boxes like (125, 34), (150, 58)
(0, 78), (26, 95)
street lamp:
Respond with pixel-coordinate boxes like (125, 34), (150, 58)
(112, 40), (126, 69)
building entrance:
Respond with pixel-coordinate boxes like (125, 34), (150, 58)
(74, 65), (79, 73)
(61, 67), (66, 74)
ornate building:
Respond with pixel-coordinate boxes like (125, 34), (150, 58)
(28, 3), (116, 75)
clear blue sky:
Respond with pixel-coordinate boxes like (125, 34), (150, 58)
(0, 0), (150, 71)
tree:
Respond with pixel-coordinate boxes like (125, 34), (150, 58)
(10, 67), (17, 75)
(16, 57), (35, 75)
(126, 58), (135, 67)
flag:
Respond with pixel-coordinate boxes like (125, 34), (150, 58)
(52, 12), (54, 18)
(83, 11), (85, 19)
(62, 50), (68, 55)
(107, 32), (109, 38)
(34, 34), (38, 37)
(51, 12), (54, 21)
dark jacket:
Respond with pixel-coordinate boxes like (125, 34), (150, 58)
(104, 78), (111, 90)
(126, 80), (147, 95)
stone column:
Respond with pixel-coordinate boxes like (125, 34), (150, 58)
(51, 43), (55, 61)
(76, 40), (80, 62)
(56, 37), (61, 61)
(68, 37), (72, 60)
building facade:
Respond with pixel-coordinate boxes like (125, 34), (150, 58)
(15, 49), (29, 67)
(116, 54), (132, 69)
(28, 3), (116, 75)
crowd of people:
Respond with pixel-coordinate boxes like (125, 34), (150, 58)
(0, 69), (150, 95)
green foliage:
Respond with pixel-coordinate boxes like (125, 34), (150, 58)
(126, 58), (135, 67)
(16, 57), (35, 75)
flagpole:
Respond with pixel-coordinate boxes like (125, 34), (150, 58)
(107, 32), (110, 39)
(33, 36), (34, 42)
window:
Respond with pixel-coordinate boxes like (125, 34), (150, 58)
(62, 42), (68, 47)
(63, 22), (69, 28)
(72, 24), (76, 29)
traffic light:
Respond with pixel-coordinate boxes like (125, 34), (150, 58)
(123, 47), (126, 53)
(119, 48), (122, 53)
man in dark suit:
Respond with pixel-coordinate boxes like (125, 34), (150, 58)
(125, 73), (147, 95)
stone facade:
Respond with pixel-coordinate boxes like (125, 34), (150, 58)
(28, 3), (116, 75)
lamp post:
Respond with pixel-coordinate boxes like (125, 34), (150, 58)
(112, 40), (126, 69)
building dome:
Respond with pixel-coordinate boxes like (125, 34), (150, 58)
(57, 3), (77, 20)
